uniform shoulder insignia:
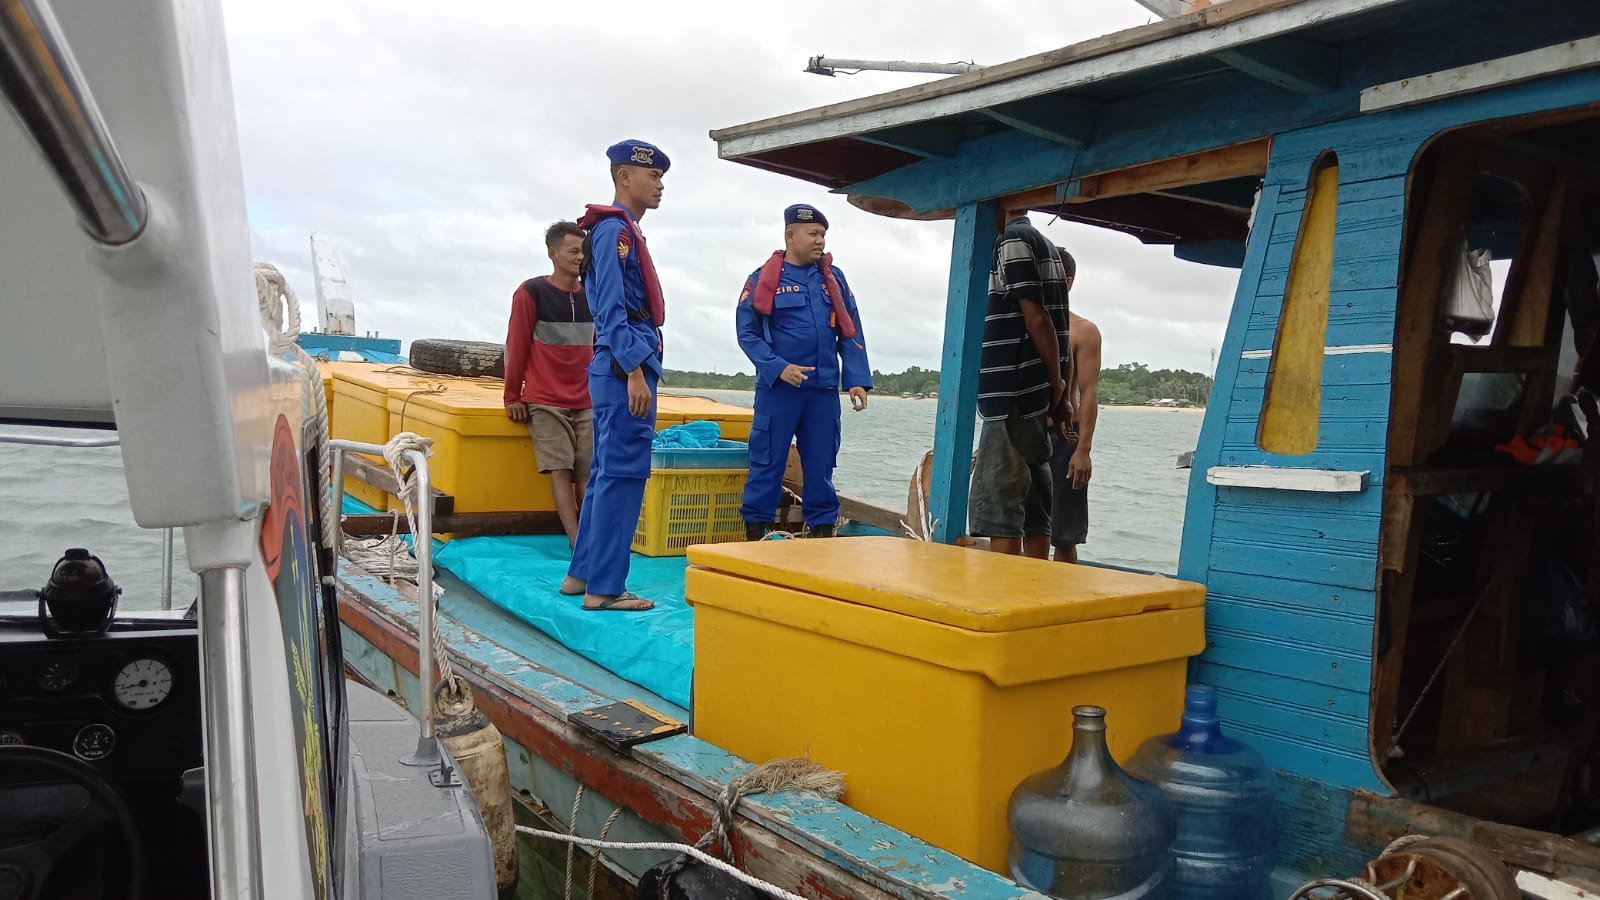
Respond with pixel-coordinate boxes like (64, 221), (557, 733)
(617, 235), (631, 259)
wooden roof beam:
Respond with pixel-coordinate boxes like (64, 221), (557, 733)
(857, 122), (968, 159)
(982, 97), (1097, 148)
(1214, 38), (1339, 94)
(995, 138), (1270, 210)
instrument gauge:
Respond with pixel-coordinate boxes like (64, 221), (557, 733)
(0, 730), (23, 746)
(36, 659), (79, 693)
(72, 723), (115, 760)
(112, 657), (174, 711)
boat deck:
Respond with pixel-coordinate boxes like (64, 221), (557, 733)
(336, 555), (1048, 898)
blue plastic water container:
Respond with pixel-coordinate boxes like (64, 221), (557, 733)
(1124, 684), (1278, 900)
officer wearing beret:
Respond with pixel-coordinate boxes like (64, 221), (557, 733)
(736, 204), (872, 539)
(560, 140), (669, 611)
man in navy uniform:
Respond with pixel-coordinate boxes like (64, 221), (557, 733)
(736, 204), (871, 539)
(558, 140), (668, 611)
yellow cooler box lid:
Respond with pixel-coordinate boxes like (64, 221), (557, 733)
(687, 537), (1203, 632)
(387, 381), (527, 436)
(658, 394), (752, 423)
(332, 367), (452, 398)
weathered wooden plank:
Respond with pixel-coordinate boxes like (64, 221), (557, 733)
(1388, 464), (1581, 497)
(342, 510), (563, 537)
(1206, 466), (1368, 493)
(1361, 35), (1600, 113)
(1210, 505), (1380, 558)
(1204, 626), (1372, 693)
(346, 452), (455, 515)
(1194, 661), (1373, 721)
(1209, 533), (1378, 591)
(1206, 594), (1374, 652)
(1210, 448), (1389, 482)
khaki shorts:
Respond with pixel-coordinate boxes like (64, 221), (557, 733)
(526, 405), (593, 480)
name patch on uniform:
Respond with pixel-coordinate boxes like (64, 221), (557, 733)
(630, 146), (655, 166)
(776, 284), (803, 294)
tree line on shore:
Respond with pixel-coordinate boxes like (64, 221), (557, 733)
(663, 362), (1213, 406)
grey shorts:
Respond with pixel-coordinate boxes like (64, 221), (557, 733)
(1049, 429), (1088, 547)
(968, 412), (1052, 539)
(526, 405), (593, 480)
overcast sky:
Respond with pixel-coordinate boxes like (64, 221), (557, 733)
(222, 0), (1238, 376)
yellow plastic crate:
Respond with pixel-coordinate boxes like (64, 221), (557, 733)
(686, 537), (1206, 873)
(631, 467), (748, 557)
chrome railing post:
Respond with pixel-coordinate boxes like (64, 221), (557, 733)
(198, 566), (264, 900)
(326, 438), (439, 764)
(403, 447), (439, 763)
(0, 0), (148, 244)
(160, 528), (175, 610)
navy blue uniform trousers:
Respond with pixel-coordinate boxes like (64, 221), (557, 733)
(740, 384), (841, 527)
(568, 365), (657, 596)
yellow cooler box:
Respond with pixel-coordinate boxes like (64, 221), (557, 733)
(330, 368), (441, 508)
(686, 537), (1205, 873)
(656, 394), (754, 441)
(314, 360), (383, 434)
(386, 381), (556, 514)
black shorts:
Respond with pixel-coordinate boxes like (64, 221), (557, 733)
(1049, 428), (1088, 547)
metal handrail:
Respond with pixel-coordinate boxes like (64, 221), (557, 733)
(0, 430), (119, 448)
(327, 439), (440, 759)
(0, 0), (147, 244)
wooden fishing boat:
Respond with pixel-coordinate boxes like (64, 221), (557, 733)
(335, 1), (1600, 897)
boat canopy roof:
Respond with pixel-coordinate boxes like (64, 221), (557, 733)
(709, 0), (1592, 253)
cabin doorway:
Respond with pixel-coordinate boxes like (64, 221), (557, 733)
(1374, 107), (1600, 837)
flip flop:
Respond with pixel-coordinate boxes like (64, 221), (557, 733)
(584, 592), (655, 612)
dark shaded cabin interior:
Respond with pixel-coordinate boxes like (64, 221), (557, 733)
(1371, 109), (1600, 840)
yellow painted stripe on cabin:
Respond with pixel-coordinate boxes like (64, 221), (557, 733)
(1259, 156), (1339, 455)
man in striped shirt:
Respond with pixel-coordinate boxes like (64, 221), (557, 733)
(968, 212), (1073, 558)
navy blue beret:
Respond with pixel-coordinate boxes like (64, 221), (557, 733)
(606, 139), (669, 172)
(784, 204), (828, 229)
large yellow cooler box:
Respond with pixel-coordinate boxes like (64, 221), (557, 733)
(686, 537), (1206, 873)
(386, 381), (558, 514)
(330, 368), (444, 508)
(314, 360), (384, 434)
(656, 394), (753, 441)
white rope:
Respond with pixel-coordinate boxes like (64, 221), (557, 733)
(254, 263), (336, 557)
(381, 431), (451, 687)
(515, 826), (807, 900)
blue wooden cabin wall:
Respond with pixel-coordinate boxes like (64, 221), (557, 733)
(906, 58), (1600, 889)
(1177, 70), (1600, 878)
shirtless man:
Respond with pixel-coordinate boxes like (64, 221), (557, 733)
(1050, 248), (1102, 564)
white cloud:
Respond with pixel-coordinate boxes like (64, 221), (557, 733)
(223, 0), (1229, 376)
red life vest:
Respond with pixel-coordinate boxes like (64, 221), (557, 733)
(577, 204), (665, 327)
(748, 251), (858, 339)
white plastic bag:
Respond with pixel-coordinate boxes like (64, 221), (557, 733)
(1440, 236), (1495, 341)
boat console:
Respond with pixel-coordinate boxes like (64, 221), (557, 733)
(0, 552), (208, 900)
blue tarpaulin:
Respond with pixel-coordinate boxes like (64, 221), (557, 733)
(341, 493), (695, 705)
(435, 536), (693, 706)
(652, 420), (721, 448)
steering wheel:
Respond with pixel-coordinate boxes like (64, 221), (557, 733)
(0, 745), (146, 900)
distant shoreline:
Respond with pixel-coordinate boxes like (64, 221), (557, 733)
(667, 387), (1206, 411)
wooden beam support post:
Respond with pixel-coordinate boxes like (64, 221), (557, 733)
(929, 199), (1000, 544)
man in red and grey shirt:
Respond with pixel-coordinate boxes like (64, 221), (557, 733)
(504, 221), (595, 547)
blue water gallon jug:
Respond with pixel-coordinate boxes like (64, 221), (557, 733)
(1007, 705), (1176, 898)
(1125, 684), (1278, 900)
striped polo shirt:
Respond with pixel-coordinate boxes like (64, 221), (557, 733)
(977, 216), (1071, 421)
